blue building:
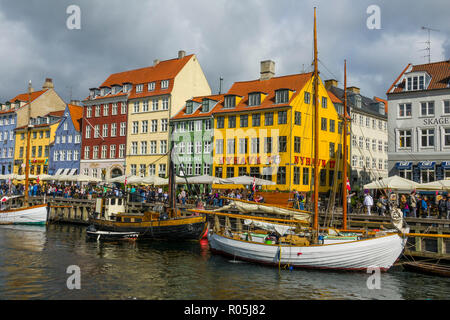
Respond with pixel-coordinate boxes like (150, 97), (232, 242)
(0, 103), (17, 175)
(48, 103), (83, 175)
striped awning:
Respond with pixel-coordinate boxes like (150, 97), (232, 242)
(69, 168), (77, 175)
(395, 161), (412, 170)
(63, 168), (70, 175)
(55, 168), (63, 175)
(418, 161), (436, 169)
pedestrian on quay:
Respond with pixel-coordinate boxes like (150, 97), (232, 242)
(347, 192), (355, 214)
(438, 195), (447, 219)
(363, 191), (374, 215)
(409, 191), (417, 218)
(446, 196), (450, 220)
(420, 196), (429, 218)
(377, 195), (388, 216)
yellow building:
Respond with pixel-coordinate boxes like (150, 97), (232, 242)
(126, 51), (211, 177)
(14, 111), (63, 175)
(212, 60), (349, 193)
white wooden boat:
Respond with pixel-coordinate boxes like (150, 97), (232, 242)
(0, 204), (49, 225)
(208, 230), (406, 271)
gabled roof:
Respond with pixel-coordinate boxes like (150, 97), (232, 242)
(9, 89), (48, 103)
(171, 94), (225, 120)
(85, 54), (194, 101)
(387, 60), (450, 94)
(327, 90), (342, 104)
(66, 104), (83, 132)
(213, 73), (313, 114)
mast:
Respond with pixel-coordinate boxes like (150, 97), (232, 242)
(313, 7), (320, 240)
(342, 60), (348, 230)
(24, 80), (32, 204)
(168, 125), (177, 213)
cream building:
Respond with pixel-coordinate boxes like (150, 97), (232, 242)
(126, 51), (211, 177)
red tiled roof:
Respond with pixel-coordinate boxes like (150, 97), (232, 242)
(171, 94), (225, 120)
(47, 110), (64, 117)
(67, 104), (83, 132)
(388, 60), (450, 94)
(374, 96), (388, 113)
(9, 89), (48, 103)
(213, 73), (313, 114)
(85, 55), (194, 101)
(327, 90), (342, 104)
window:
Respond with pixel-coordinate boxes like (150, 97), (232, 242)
(399, 169), (412, 180)
(352, 135), (357, 147)
(444, 100), (450, 115)
(216, 139), (223, 154)
(195, 141), (202, 154)
(68, 135), (72, 143)
(406, 75), (425, 91)
(142, 100), (149, 112)
(162, 97), (169, 110)
(278, 136), (287, 152)
(103, 104), (109, 116)
(378, 140), (383, 152)
(61, 135), (66, 144)
(278, 111), (287, 125)
(365, 138), (370, 150)
(215, 167), (223, 178)
(119, 144), (125, 158)
(38, 146), (43, 157)
(132, 121), (139, 134)
(248, 93), (261, 106)
(329, 119), (335, 133)
(277, 166), (286, 184)
(133, 101), (139, 113)
(292, 136), (301, 153)
(159, 164), (166, 177)
(227, 139), (235, 154)
(240, 115), (248, 128)
(226, 167), (235, 178)
(111, 123), (117, 137)
(179, 142), (186, 154)
(140, 141), (147, 155)
(251, 138), (260, 154)
(195, 163), (202, 176)
(131, 142), (138, 155)
(195, 120), (202, 131)
(84, 146), (90, 159)
(63, 122), (68, 131)
(151, 120), (158, 132)
(54, 150), (59, 162)
(141, 120), (148, 133)
(321, 118), (327, 131)
(93, 146), (99, 159)
(161, 119), (168, 132)
(112, 103), (118, 115)
(120, 122), (126, 136)
(265, 112), (273, 126)
(444, 128), (450, 147)
(264, 137), (272, 153)
(294, 111), (301, 126)
(421, 168), (435, 183)
(293, 167), (300, 185)
(421, 129), (434, 147)
(224, 96), (236, 108)
(252, 114), (260, 127)
(86, 107), (92, 118)
(60, 150), (65, 161)
(228, 116), (236, 128)
(304, 92), (310, 104)
(110, 145), (116, 158)
(94, 125), (100, 138)
(102, 124), (108, 137)
(359, 136), (364, 148)
(366, 117), (370, 127)
(352, 155), (357, 167)
(372, 139), (376, 151)
(398, 103), (412, 117)
(275, 89), (289, 104)
(160, 140), (167, 154)
(150, 141), (157, 154)
(216, 116), (224, 129)
(329, 142), (335, 158)
(302, 167), (309, 185)
(95, 105), (100, 117)
(139, 164), (146, 177)
(101, 145), (107, 159)
(161, 80), (169, 89)
(136, 84), (143, 93)
(205, 119), (212, 130)
(152, 99), (159, 111)
(239, 138), (248, 154)
(420, 101), (435, 116)
(130, 164), (137, 176)
(203, 164), (210, 175)
(121, 102), (127, 114)
(204, 141), (211, 153)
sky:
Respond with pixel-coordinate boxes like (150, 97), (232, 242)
(0, 0), (448, 103)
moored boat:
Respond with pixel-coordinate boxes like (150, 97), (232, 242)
(86, 225), (139, 241)
(0, 203), (49, 225)
(402, 261), (450, 277)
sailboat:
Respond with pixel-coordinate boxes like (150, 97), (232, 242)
(0, 81), (49, 225)
(192, 8), (408, 271)
(87, 142), (208, 241)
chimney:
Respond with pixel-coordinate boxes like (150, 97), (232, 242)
(347, 86), (360, 94)
(42, 78), (54, 90)
(153, 59), (160, 66)
(28, 80), (34, 93)
(70, 100), (81, 106)
(325, 79), (338, 90)
(260, 60), (275, 80)
(178, 50), (186, 59)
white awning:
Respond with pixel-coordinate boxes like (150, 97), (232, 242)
(63, 168), (70, 175)
(69, 168), (77, 175)
(55, 168), (63, 175)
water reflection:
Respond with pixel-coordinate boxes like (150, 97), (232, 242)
(0, 224), (449, 300)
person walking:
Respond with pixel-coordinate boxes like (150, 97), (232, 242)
(378, 195), (387, 216)
(409, 191), (417, 218)
(438, 195), (447, 219)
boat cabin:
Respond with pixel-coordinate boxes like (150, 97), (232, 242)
(95, 197), (126, 220)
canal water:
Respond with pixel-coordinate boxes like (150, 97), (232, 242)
(0, 224), (449, 300)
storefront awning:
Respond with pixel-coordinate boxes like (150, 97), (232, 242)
(63, 168), (70, 175)
(442, 161), (450, 169)
(69, 168), (77, 175)
(55, 168), (63, 175)
(395, 161), (412, 170)
(418, 161), (436, 169)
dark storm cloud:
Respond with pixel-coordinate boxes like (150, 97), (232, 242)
(0, 0), (448, 103)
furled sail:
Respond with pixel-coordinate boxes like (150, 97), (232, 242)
(243, 219), (295, 236)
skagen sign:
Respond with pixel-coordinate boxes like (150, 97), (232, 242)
(423, 116), (450, 125)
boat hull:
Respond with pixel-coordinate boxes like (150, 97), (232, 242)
(86, 230), (139, 241)
(208, 232), (406, 271)
(90, 216), (207, 241)
(0, 204), (48, 225)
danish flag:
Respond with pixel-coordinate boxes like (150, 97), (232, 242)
(252, 177), (256, 192)
(346, 178), (351, 191)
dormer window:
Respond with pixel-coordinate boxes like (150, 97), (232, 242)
(136, 84), (144, 93)
(185, 101), (193, 114)
(275, 89), (289, 104)
(202, 99), (210, 113)
(111, 87), (116, 95)
(161, 80), (169, 89)
(100, 88), (105, 96)
(406, 74), (426, 91)
(123, 84), (130, 93)
(90, 89), (95, 98)
(148, 82), (155, 91)
(224, 95), (236, 108)
(355, 95), (361, 108)
(248, 93), (261, 106)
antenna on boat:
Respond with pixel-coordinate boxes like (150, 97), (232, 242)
(342, 60), (348, 230)
(312, 7), (320, 243)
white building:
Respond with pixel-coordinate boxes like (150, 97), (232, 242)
(326, 80), (389, 189)
(386, 60), (450, 182)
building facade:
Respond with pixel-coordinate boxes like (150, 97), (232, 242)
(171, 94), (224, 177)
(212, 60), (349, 193)
(48, 103), (83, 175)
(126, 51), (211, 178)
(326, 80), (389, 189)
(387, 60), (450, 182)
(0, 107), (17, 175)
(14, 112), (63, 175)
